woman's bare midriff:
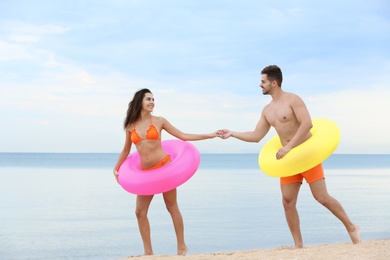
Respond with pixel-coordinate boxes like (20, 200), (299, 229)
(136, 140), (168, 169)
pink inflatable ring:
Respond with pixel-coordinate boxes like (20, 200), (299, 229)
(118, 139), (200, 195)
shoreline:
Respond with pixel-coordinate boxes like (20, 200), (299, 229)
(119, 239), (390, 260)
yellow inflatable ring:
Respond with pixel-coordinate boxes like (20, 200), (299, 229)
(258, 118), (340, 177)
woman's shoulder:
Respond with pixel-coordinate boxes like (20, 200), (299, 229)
(125, 123), (135, 132)
(152, 115), (171, 129)
(152, 115), (166, 122)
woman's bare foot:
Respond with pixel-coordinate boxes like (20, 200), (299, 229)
(177, 246), (188, 256)
(143, 249), (153, 256)
(348, 224), (361, 244)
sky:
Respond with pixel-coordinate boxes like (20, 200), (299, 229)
(0, 0), (389, 154)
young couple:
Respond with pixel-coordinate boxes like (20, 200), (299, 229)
(113, 65), (360, 256)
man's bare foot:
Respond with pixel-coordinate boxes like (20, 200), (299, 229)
(177, 246), (188, 256)
(348, 224), (361, 244)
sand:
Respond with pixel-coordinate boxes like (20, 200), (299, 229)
(119, 239), (390, 260)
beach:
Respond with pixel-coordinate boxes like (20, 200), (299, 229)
(1, 153), (389, 259)
(119, 239), (390, 260)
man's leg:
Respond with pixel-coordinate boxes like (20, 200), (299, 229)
(281, 182), (303, 248)
(309, 179), (361, 244)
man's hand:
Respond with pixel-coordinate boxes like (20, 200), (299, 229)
(276, 146), (291, 159)
(218, 129), (232, 139)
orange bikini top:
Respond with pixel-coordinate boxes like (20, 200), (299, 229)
(131, 117), (160, 145)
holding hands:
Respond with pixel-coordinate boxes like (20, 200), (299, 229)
(217, 129), (232, 139)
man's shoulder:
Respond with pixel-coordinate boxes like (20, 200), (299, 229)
(284, 91), (299, 97)
(284, 91), (304, 101)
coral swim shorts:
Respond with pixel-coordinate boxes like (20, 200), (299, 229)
(280, 163), (324, 185)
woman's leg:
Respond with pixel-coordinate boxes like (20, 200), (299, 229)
(135, 195), (154, 255)
(163, 188), (188, 255)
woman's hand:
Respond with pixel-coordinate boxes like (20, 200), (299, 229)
(113, 169), (119, 183)
(212, 130), (224, 139)
(218, 129), (232, 139)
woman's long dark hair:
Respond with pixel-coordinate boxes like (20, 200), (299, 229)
(123, 88), (152, 129)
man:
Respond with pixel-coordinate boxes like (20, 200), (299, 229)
(220, 65), (361, 248)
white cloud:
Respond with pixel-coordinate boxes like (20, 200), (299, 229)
(307, 85), (390, 153)
(0, 0), (389, 153)
(0, 40), (32, 61)
(3, 21), (70, 43)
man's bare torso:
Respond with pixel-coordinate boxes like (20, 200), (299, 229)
(263, 92), (312, 146)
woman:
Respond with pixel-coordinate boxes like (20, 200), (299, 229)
(113, 88), (218, 256)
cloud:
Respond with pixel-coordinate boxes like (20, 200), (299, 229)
(0, 0), (389, 153)
(2, 21), (70, 43)
(307, 85), (390, 154)
(0, 40), (32, 61)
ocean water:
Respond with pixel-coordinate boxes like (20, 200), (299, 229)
(1, 153), (390, 259)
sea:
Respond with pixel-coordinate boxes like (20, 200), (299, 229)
(1, 153), (390, 260)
